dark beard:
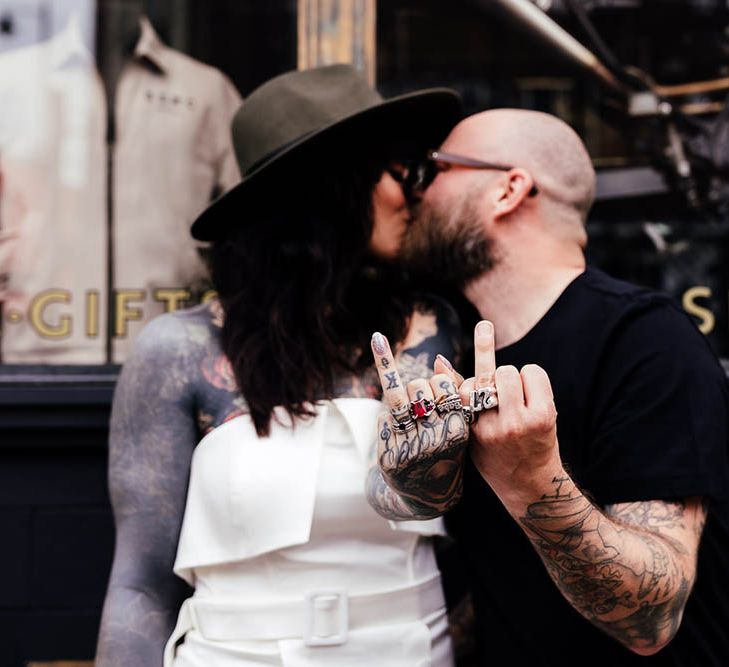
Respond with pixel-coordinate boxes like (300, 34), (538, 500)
(400, 197), (494, 289)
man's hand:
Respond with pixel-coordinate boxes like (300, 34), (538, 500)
(370, 331), (469, 514)
(460, 320), (562, 506)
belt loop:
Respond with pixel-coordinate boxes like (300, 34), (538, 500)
(303, 589), (348, 646)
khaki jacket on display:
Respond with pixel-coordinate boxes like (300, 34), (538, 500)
(0, 16), (241, 364)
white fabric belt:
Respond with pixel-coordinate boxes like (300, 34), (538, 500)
(164, 574), (445, 663)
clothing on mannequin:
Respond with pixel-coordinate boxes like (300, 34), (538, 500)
(0, 6), (241, 364)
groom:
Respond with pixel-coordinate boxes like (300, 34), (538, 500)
(371, 108), (729, 666)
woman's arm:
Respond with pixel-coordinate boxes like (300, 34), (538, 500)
(95, 314), (200, 667)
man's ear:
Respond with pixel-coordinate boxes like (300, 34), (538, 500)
(492, 168), (535, 221)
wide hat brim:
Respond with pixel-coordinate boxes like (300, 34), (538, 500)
(191, 88), (461, 241)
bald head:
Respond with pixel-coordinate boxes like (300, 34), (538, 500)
(444, 109), (596, 223)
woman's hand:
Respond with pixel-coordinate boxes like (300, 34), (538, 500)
(370, 320), (561, 514)
(370, 331), (469, 514)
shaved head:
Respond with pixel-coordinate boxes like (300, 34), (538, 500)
(401, 109), (595, 285)
(446, 109), (596, 221)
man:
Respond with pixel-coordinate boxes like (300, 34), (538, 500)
(367, 109), (729, 666)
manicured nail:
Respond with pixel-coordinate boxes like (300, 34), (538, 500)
(476, 320), (493, 339)
(436, 354), (453, 370)
(371, 332), (387, 355)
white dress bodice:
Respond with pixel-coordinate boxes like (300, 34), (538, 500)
(166, 398), (454, 667)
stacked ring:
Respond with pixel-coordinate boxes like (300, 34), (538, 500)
(390, 404), (417, 434)
(435, 394), (463, 416)
(391, 419), (417, 434)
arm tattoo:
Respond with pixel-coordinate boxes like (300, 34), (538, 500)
(517, 477), (706, 653)
(97, 303), (247, 666)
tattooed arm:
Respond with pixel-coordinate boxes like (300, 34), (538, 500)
(96, 311), (207, 666)
(366, 298), (468, 520)
(514, 474), (706, 654)
(466, 321), (707, 655)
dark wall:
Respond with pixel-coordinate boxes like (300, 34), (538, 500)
(0, 371), (115, 666)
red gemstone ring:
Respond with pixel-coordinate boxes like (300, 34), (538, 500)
(409, 397), (436, 420)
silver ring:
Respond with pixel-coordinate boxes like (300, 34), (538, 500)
(470, 386), (498, 412)
(390, 404), (412, 424)
(461, 405), (477, 425)
(435, 394), (463, 416)
(391, 417), (417, 434)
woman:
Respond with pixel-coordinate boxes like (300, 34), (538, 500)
(95, 65), (463, 666)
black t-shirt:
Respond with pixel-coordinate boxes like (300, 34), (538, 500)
(445, 267), (729, 666)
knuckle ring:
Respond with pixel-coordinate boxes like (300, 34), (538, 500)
(409, 397), (436, 420)
(435, 393), (463, 416)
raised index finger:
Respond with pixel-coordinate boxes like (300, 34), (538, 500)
(474, 320), (497, 389)
(371, 331), (409, 412)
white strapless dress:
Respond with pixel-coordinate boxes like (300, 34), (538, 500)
(165, 398), (454, 667)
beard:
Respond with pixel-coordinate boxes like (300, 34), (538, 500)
(400, 191), (495, 289)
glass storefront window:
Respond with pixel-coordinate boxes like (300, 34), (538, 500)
(0, 0), (296, 365)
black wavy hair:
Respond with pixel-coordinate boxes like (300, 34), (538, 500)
(211, 150), (412, 436)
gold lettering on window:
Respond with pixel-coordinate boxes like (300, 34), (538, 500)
(29, 290), (72, 339)
(682, 286), (715, 334)
(114, 290), (146, 337)
(153, 288), (191, 313)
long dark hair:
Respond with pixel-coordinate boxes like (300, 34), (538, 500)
(211, 150), (411, 436)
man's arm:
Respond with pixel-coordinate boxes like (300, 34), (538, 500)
(503, 465), (706, 654)
(365, 298), (467, 520)
(466, 320), (707, 655)
(95, 315), (199, 667)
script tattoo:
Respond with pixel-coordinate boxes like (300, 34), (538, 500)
(378, 410), (468, 514)
(381, 357), (390, 368)
(518, 477), (705, 652)
(385, 372), (399, 389)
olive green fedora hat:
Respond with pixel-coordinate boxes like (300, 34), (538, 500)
(191, 64), (462, 241)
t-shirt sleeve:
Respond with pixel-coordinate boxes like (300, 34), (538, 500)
(581, 298), (729, 505)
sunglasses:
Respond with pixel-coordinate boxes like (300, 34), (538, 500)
(386, 150), (539, 201)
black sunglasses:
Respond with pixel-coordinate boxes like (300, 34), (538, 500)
(386, 150), (539, 201)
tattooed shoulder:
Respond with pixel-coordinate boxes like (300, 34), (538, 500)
(394, 295), (462, 384)
(133, 302), (249, 433)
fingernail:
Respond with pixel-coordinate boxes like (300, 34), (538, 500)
(476, 320), (493, 338)
(436, 354), (453, 370)
(371, 332), (387, 355)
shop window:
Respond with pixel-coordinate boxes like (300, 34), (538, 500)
(0, 0), (296, 366)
